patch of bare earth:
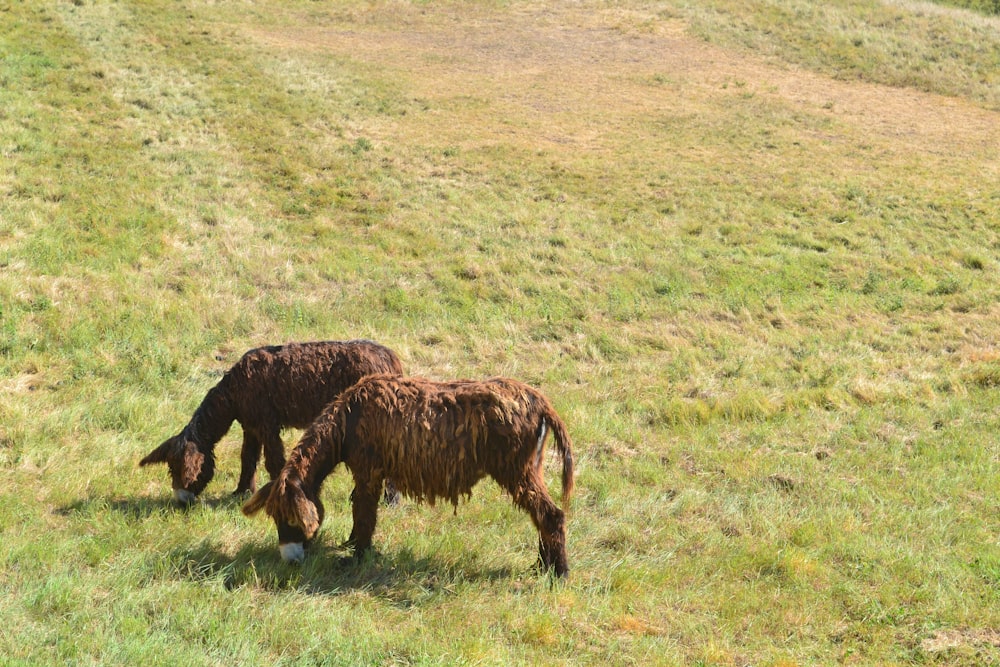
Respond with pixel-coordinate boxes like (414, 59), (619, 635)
(246, 5), (999, 168)
(922, 628), (1000, 654)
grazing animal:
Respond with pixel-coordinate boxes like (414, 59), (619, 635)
(242, 375), (574, 577)
(140, 340), (403, 505)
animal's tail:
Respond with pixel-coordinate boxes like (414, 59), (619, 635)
(541, 406), (574, 511)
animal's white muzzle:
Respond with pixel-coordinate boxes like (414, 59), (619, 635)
(279, 542), (305, 563)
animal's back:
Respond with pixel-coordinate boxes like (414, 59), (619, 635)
(344, 376), (551, 505)
(232, 341), (403, 428)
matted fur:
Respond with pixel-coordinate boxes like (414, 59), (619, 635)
(140, 340), (403, 501)
(243, 375), (575, 577)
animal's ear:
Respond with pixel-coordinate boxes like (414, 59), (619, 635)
(139, 440), (173, 466)
(179, 444), (205, 488)
(242, 481), (274, 517)
(288, 484), (321, 539)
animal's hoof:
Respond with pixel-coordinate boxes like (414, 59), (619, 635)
(173, 489), (198, 506)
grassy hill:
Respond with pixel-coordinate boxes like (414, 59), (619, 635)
(2, 1), (999, 664)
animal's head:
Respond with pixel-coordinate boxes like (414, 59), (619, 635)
(242, 478), (325, 563)
(139, 433), (215, 505)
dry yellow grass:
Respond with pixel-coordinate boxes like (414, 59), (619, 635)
(247, 4), (999, 165)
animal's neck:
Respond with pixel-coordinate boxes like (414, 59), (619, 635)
(296, 414), (342, 492)
(188, 383), (235, 448)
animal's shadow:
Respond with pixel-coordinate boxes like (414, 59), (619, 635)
(56, 492), (247, 520)
(57, 494), (533, 598)
(167, 538), (525, 601)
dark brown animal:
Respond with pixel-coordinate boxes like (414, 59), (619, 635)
(242, 375), (574, 577)
(140, 340), (403, 505)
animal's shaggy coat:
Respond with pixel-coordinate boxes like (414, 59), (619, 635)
(140, 340), (403, 502)
(243, 375), (575, 577)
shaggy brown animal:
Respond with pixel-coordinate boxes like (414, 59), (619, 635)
(140, 340), (403, 505)
(242, 375), (575, 577)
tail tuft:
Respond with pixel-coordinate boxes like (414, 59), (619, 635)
(543, 410), (574, 511)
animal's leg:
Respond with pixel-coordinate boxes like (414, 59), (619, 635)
(260, 427), (286, 482)
(345, 480), (395, 546)
(348, 477), (382, 560)
(234, 428), (262, 495)
(509, 475), (569, 578)
(383, 478), (401, 506)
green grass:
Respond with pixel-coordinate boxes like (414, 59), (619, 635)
(3, 0), (1000, 664)
(930, 0), (1000, 15)
(680, 0), (1000, 107)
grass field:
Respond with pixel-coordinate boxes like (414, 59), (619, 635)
(2, 0), (999, 664)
